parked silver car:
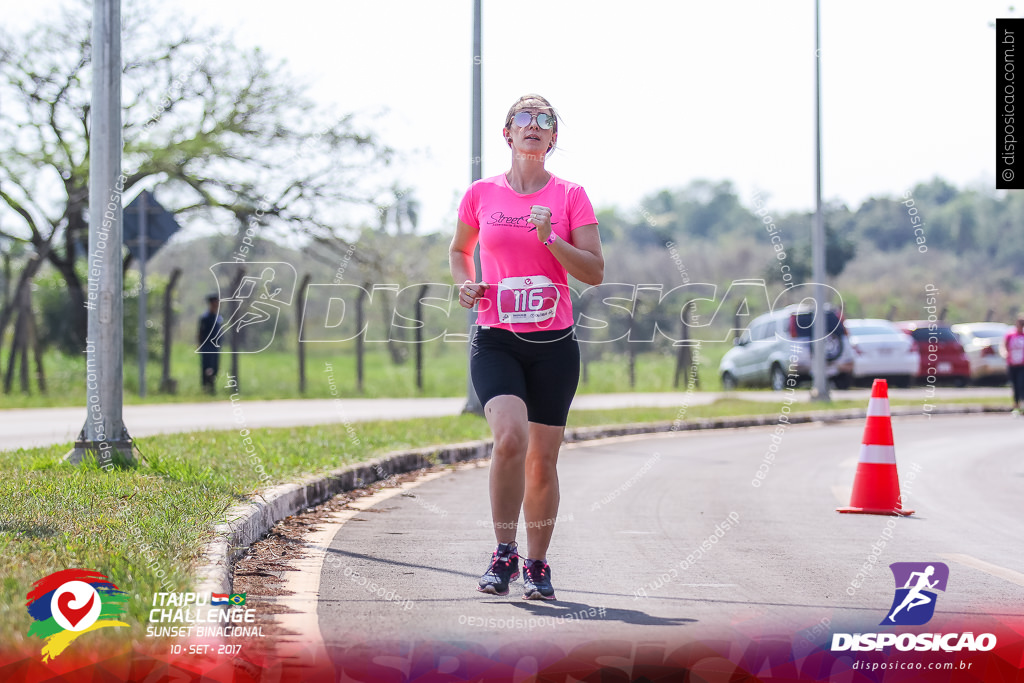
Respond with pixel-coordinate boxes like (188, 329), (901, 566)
(951, 322), (1011, 385)
(719, 304), (854, 391)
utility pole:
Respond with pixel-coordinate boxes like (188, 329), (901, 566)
(811, 0), (830, 402)
(65, 0), (136, 466)
(137, 190), (148, 397)
(463, 0), (484, 415)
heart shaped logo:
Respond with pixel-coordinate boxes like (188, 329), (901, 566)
(50, 581), (101, 632)
(57, 591), (95, 628)
(27, 569), (127, 661)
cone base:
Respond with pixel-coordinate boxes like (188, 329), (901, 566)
(836, 505), (914, 516)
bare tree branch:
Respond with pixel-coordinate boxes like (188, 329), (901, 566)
(0, 0), (392, 349)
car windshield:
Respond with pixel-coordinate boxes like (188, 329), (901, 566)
(848, 325), (897, 336)
(908, 327), (959, 343)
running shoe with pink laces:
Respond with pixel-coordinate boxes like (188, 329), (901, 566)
(522, 558), (556, 600)
(477, 541), (520, 596)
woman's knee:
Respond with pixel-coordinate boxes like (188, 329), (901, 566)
(486, 396), (529, 458)
(525, 454), (558, 483)
(493, 428), (528, 460)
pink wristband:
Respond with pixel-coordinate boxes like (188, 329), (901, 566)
(543, 233), (557, 246)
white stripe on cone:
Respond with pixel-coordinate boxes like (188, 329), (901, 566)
(866, 397), (890, 417)
(858, 443), (897, 464)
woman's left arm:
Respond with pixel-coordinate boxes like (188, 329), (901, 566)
(547, 224), (604, 285)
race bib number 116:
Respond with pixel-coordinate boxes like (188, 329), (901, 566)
(497, 275), (559, 324)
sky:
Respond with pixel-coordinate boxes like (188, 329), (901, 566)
(5, 0), (1016, 236)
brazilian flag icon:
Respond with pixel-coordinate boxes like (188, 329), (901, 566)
(229, 593), (246, 606)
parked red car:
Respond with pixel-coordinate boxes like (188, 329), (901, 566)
(894, 321), (970, 386)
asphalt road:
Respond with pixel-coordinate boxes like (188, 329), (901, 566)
(300, 413), (1022, 655)
(0, 387), (1008, 451)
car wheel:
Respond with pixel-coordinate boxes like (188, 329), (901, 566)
(824, 334), (844, 362)
(953, 375), (968, 388)
(893, 375), (912, 389)
(770, 364), (786, 391)
(721, 372), (737, 391)
(833, 373), (852, 390)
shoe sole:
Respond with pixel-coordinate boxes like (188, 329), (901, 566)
(522, 589), (556, 600)
(478, 571), (519, 596)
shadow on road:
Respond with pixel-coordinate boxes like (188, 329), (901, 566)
(505, 599), (698, 628)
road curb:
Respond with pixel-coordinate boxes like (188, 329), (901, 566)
(195, 440), (492, 597)
(194, 403), (1009, 596)
(563, 403), (1009, 441)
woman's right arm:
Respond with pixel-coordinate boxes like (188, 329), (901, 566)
(449, 219), (488, 308)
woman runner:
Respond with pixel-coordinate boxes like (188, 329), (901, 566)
(450, 94), (604, 600)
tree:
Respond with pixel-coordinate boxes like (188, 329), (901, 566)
(634, 180), (761, 245)
(683, 180), (759, 239)
(0, 0), (390, 360)
(910, 177), (958, 207)
(850, 197), (915, 252)
(931, 192), (980, 253)
(376, 185), (420, 234)
(765, 206), (857, 284)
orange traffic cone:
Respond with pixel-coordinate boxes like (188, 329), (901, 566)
(836, 379), (914, 516)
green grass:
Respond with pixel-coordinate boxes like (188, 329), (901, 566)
(2, 343), (470, 408)
(1, 413), (492, 649)
(17, 332), (1005, 410)
(578, 345), (727, 393)
(565, 399), (861, 427)
(2, 341), (731, 408)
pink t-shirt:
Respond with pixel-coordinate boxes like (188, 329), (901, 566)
(1005, 331), (1024, 366)
(458, 173), (598, 332)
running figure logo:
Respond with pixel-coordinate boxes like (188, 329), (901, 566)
(200, 262), (297, 353)
(881, 562), (949, 626)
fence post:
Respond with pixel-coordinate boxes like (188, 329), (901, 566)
(297, 273), (311, 394)
(160, 268), (181, 393)
(675, 302), (694, 389)
(356, 282), (366, 393)
(229, 267), (245, 393)
(415, 284), (427, 391)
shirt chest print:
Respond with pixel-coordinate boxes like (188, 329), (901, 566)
(486, 210), (560, 232)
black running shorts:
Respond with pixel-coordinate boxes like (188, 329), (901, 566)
(470, 326), (581, 427)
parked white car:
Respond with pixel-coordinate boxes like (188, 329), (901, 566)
(844, 318), (919, 388)
(719, 304), (854, 391)
(951, 322), (1011, 385)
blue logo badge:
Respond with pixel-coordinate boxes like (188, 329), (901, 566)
(881, 562), (949, 626)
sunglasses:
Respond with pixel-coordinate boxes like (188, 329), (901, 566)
(512, 111), (555, 130)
